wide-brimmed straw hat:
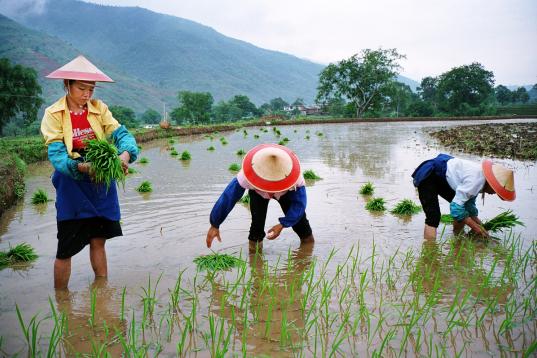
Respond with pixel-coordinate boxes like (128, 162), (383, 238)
(482, 159), (515, 201)
(46, 55), (114, 82)
(242, 144), (301, 193)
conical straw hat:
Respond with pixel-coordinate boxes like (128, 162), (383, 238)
(242, 144), (301, 193)
(46, 55), (114, 82)
(482, 159), (515, 201)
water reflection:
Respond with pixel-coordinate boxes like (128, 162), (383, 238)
(54, 278), (126, 355)
(209, 242), (314, 356)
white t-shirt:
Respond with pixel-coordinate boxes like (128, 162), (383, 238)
(445, 158), (485, 206)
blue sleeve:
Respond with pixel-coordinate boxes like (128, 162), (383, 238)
(464, 197), (478, 217)
(209, 178), (246, 228)
(450, 201), (469, 222)
(112, 125), (139, 163)
(47, 142), (84, 180)
(279, 186), (307, 227)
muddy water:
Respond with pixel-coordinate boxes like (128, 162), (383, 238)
(1, 119), (536, 356)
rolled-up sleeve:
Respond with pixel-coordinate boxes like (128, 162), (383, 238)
(112, 125), (139, 163)
(279, 186), (307, 227)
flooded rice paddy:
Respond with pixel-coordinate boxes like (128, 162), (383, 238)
(0, 119), (536, 357)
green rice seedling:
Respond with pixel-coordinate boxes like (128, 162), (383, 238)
(180, 150), (191, 161)
(193, 253), (244, 271)
(139, 157), (149, 164)
(316, 131), (324, 137)
(228, 163), (241, 172)
(15, 305), (42, 357)
(5, 243), (38, 264)
(236, 149), (246, 156)
(84, 139), (125, 190)
(305, 135), (310, 140)
(221, 139), (229, 145)
(141, 272), (163, 318)
(278, 140), (287, 146)
(359, 182), (374, 195)
(46, 298), (66, 358)
(303, 169), (321, 180)
(254, 134), (260, 139)
(440, 214), (453, 224)
(170, 148), (179, 156)
(243, 130), (248, 136)
(168, 139), (175, 144)
(120, 286), (127, 321)
(88, 287), (97, 328)
(390, 199), (421, 216)
(365, 197), (386, 212)
(482, 210), (524, 232)
(136, 180), (152, 193)
(207, 145), (215, 151)
(31, 188), (50, 204)
(282, 137), (290, 142)
(127, 167), (137, 174)
(239, 193), (250, 205)
(0, 252), (10, 268)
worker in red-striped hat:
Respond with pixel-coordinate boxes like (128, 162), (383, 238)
(206, 143), (314, 251)
(41, 55), (139, 289)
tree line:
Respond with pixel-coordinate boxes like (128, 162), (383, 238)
(1, 53), (536, 135)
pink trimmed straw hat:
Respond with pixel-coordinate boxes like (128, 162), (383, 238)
(482, 159), (515, 201)
(242, 144), (301, 193)
(46, 55), (114, 82)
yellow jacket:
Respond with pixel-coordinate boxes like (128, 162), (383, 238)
(41, 96), (121, 159)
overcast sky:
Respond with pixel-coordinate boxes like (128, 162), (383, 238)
(4, 0), (537, 85)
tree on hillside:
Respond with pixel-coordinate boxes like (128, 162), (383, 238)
(316, 48), (405, 117)
(495, 85), (512, 105)
(140, 108), (161, 124)
(269, 97), (289, 112)
(228, 95), (260, 118)
(171, 91), (213, 125)
(109, 105), (139, 129)
(418, 77), (438, 103)
(435, 62), (494, 115)
(513, 87), (529, 104)
(0, 58), (43, 134)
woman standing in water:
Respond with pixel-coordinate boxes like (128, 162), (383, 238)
(41, 55), (138, 289)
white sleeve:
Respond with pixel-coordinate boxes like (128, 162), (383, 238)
(452, 168), (485, 206)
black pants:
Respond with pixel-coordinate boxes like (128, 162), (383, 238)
(417, 173), (455, 228)
(248, 190), (313, 242)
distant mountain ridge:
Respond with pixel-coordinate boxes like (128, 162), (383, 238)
(1, 0), (420, 112)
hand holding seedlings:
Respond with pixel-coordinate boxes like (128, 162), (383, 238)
(118, 151), (131, 175)
(206, 226), (222, 248)
(266, 224), (283, 240)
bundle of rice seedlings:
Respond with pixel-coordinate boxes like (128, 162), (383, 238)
(229, 163), (241, 172)
(482, 210), (524, 232)
(170, 149), (179, 156)
(239, 193), (250, 204)
(136, 181), (152, 193)
(221, 139), (229, 145)
(139, 157), (149, 164)
(365, 197), (386, 212)
(180, 151), (191, 161)
(194, 253), (244, 271)
(305, 135), (310, 140)
(281, 137), (290, 142)
(278, 140), (287, 146)
(254, 134), (260, 139)
(303, 170), (321, 180)
(207, 146), (215, 151)
(316, 132), (324, 137)
(128, 167), (137, 174)
(84, 139), (125, 190)
(359, 182), (374, 195)
(243, 130), (248, 136)
(0, 243), (38, 268)
(440, 214), (453, 224)
(391, 199), (421, 216)
(168, 139), (175, 144)
(236, 149), (246, 156)
(31, 189), (50, 205)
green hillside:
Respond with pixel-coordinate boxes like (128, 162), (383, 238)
(0, 14), (166, 113)
(5, 0), (325, 105)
